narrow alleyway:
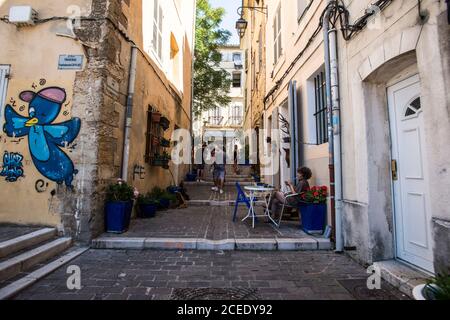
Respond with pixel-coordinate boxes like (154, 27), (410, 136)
(92, 169), (331, 250)
(1, 171), (409, 300)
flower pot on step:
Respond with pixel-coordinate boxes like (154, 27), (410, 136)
(105, 201), (133, 234)
(298, 203), (327, 235)
(138, 204), (157, 219)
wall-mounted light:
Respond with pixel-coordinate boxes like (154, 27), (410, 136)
(236, 6), (268, 39)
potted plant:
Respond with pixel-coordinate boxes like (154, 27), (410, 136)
(186, 172), (197, 182)
(160, 138), (171, 148)
(105, 179), (137, 234)
(299, 186), (328, 235)
(160, 116), (170, 131)
(150, 187), (176, 210)
(136, 193), (159, 219)
(161, 191), (178, 209)
(152, 152), (171, 167)
(413, 273), (450, 300)
(152, 112), (162, 123)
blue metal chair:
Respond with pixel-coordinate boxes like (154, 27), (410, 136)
(233, 182), (252, 222)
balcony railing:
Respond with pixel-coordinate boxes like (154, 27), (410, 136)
(207, 116), (224, 126)
(228, 116), (243, 126)
(205, 116), (243, 127)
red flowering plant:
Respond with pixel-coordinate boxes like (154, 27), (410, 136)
(301, 186), (328, 204)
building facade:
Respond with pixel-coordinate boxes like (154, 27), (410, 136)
(241, 0), (267, 170)
(195, 45), (245, 145)
(0, 0), (196, 243)
(337, 0), (449, 275)
(241, 0), (449, 276)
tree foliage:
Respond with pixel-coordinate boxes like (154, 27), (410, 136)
(193, 0), (232, 117)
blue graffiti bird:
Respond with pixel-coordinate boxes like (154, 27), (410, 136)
(3, 87), (81, 188)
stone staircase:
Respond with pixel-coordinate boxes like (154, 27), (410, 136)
(0, 227), (87, 300)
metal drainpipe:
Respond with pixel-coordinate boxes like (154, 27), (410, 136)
(121, 46), (138, 181)
(323, 3), (344, 252)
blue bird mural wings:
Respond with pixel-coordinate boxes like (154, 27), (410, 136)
(3, 105), (30, 138)
(45, 118), (81, 147)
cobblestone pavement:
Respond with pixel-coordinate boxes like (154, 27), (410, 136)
(0, 225), (41, 242)
(101, 206), (312, 241)
(14, 250), (409, 300)
(184, 185), (239, 201)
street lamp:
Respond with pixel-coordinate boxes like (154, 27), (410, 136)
(236, 17), (248, 39)
(236, 6), (268, 39)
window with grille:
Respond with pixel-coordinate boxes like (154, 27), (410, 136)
(229, 104), (243, 126)
(314, 71), (328, 145)
(152, 0), (163, 61)
(208, 107), (223, 126)
(145, 107), (164, 164)
(232, 72), (242, 88)
(273, 5), (282, 65)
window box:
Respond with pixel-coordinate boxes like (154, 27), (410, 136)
(160, 116), (170, 131)
(152, 112), (162, 123)
(152, 158), (169, 167)
(160, 138), (171, 148)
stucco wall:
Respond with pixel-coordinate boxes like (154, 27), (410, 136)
(338, 0), (449, 271)
(0, 0), (92, 229)
(263, 0), (330, 219)
(0, 0), (195, 243)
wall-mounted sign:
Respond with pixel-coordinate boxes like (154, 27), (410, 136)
(58, 55), (83, 70)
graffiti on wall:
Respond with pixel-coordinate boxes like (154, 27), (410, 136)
(3, 87), (81, 188)
(0, 151), (24, 182)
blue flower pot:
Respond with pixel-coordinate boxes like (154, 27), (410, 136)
(168, 186), (182, 194)
(158, 199), (170, 210)
(299, 203), (327, 235)
(186, 173), (197, 182)
(138, 204), (157, 219)
(105, 201), (133, 234)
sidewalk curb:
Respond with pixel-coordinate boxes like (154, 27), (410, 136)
(91, 237), (333, 251)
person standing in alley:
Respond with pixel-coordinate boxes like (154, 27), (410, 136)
(211, 147), (226, 194)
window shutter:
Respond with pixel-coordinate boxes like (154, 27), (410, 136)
(158, 6), (163, 60)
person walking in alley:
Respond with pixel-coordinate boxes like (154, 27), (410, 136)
(211, 148), (226, 194)
(196, 143), (207, 183)
(233, 144), (240, 175)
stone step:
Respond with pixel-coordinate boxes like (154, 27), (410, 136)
(203, 177), (255, 182)
(0, 228), (57, 259)
(188, 200), (266, 207)
(92, 237), (332, 251)
(0, 246), (88, 300)
(374, 260), (430, 299)
(184, 181), (254, 187)
(0, 237), (72, 282)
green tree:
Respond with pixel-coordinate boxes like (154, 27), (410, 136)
(193, 0), (232, 117)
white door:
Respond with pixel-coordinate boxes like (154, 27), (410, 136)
(388, 74), (434, 273)
(0, 65), (10, 128)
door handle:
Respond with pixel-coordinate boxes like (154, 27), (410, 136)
(391, 160), (398, 181)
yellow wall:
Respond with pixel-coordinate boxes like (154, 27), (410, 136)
(0, 0), (90, 227)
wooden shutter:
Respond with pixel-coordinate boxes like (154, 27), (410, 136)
(0, 65), (10, 129)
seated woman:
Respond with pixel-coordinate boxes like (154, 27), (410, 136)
(270, 167), (312, 219)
